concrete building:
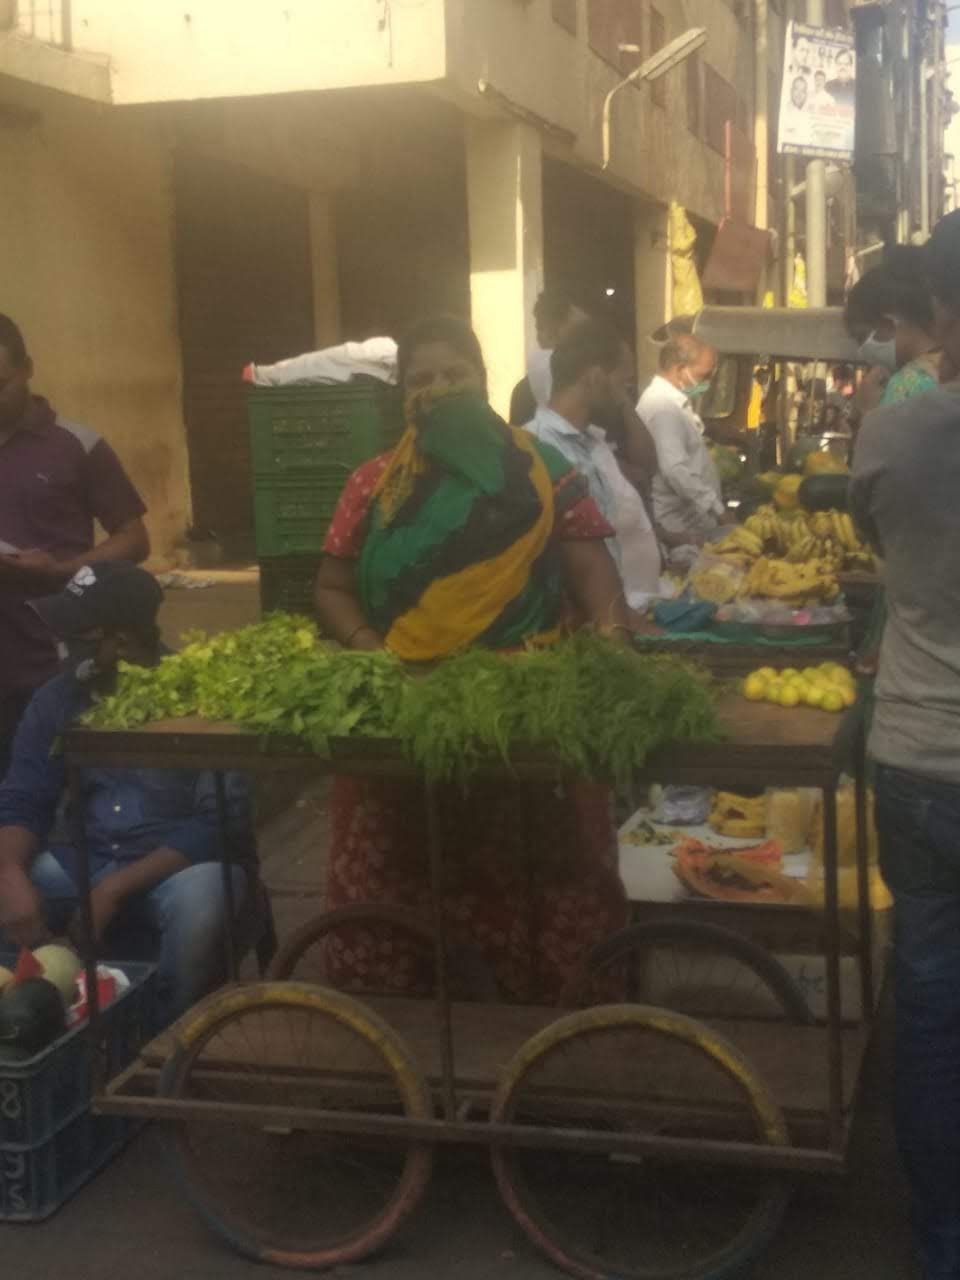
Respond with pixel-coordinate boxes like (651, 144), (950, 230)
(853, 0), (952, 249)
(0, 0), (840, 558)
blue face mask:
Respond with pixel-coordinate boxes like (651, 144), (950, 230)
(857, 329), (898, 372)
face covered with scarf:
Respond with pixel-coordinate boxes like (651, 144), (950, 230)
(358, 332), (574, 661)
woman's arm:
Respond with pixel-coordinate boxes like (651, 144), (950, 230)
(315, 556), (384, 651)
(561, 539), (631, 638)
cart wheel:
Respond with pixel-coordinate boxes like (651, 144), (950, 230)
(159, 982), (433, 1270)
(560, 918), (814, 1025)
(267, 904), (499, 1000)
(491, 1004), (791, 1280)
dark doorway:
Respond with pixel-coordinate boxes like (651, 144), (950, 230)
(543, 157), (635, 343)
(174, 151), (314, 556)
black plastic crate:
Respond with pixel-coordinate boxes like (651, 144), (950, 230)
(0, 1109), (136, 1221)
(0, 958), (156, 1221)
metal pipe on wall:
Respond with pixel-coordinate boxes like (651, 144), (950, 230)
(920, 59), (930, 237)
(805, 0), (827, 305)
(754, 0), (770, 305)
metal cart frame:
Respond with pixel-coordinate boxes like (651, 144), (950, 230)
(63, 691), (877, 1274)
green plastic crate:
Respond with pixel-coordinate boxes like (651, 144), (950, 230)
(247, 383), (403, 475)
(252, 472), (351, 557)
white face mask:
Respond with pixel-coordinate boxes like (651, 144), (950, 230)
(857, 329), (898, 372)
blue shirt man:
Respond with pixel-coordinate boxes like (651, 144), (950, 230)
(0, 563), (256, 1022)
(526, 322), (661, 604)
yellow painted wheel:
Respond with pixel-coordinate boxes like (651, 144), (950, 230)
(159, 983), (433, 1269)
(491, 1004), (790, 1280)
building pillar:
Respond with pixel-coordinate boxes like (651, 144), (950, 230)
(466, 119), (543, 418)
(309, 191), (341, 347)
(633, 202), (671, 391)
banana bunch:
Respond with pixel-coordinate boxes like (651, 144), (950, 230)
(743, 504), (781, 549)
(709, 525), (765, 566)
(779, 516), (819, 564)
(741, 504), (873, 575)
(806, 511), (869, 571)
(710, 791), (767, 839)
(742, 556), (839, 603)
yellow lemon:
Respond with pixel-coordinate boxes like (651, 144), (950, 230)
(825, 664), (850, 685)
(781, 668), (800, 681)
(804, 684), (825, 708)
(743, 674), (768, 701)
(779, 685), (801, 708)
(840, 685), (856, 708)
(756, 667), (777, 682)
(766, 681), (784, 703)
(821, 690), (844, 713)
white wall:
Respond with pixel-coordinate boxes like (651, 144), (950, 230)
(0, 90), (190, 561)
(443, 0), (749, 226)
(63, 0), (447, 104)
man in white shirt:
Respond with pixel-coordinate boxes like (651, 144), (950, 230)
(510, 291), (589, 425)
(526, 321), (661, 604)
(638, 334), (727, 544)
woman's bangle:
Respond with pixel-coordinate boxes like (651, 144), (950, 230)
(345, 623), (377, 649)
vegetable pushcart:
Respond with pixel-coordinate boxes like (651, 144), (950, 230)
(63, 693), (877, 1280)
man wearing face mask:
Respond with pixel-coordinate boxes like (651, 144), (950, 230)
(845, 247), (942, 419)
(0, 315), (149, 778)
(637, 335), (729, 546)
(850, 211), (960, 1280)
(0, 562), (259, 1023)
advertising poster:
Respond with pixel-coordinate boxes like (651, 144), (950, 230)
(777, 20), (855, 160)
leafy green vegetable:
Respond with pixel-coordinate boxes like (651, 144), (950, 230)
(84, 615), (719, 783)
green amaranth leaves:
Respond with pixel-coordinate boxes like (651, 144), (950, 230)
(84, 616), (720, 784)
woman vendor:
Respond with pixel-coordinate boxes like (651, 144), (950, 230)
(315, 316), (631, 1003)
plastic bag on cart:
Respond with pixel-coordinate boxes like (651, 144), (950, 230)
(650, 784), (712, 826)
(687, 551), (747, 605)
(804, 782), (892, 918)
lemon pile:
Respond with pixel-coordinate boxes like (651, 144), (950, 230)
(741, 663), (856, 713)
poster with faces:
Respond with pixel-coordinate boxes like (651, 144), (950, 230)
(778, 20), (855, 160)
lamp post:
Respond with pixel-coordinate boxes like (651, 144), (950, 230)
(602, 28), (708, 170)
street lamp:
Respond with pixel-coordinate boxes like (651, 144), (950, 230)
(602, 27), (708, 170)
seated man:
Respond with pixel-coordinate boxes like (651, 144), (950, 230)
(0, 562), (258, 1022)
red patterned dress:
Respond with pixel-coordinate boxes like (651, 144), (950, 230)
(321, 453), (629, 1004)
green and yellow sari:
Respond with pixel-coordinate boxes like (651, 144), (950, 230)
(357, 389), (586, 661)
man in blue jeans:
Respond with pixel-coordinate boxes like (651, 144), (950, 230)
(850, 210), (960, 1279)
(0, 562), (257, 1022)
